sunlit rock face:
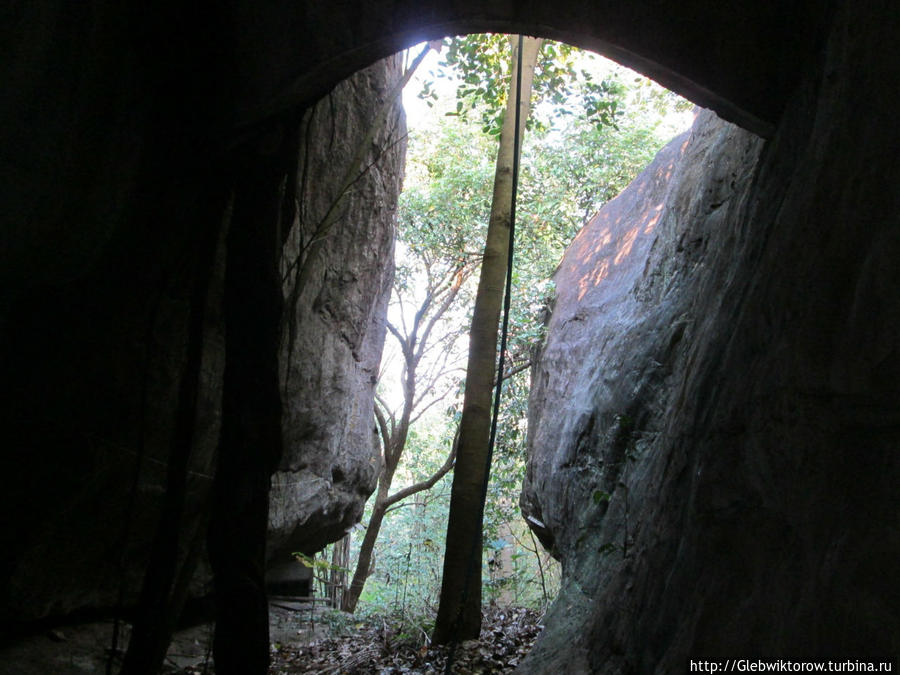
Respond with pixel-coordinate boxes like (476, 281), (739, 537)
(522, 6), (900, 667)
(522, 110), (762, 560)
(268, 54), (406, 563)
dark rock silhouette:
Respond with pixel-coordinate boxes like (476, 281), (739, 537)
(523, 6), (899, 666)
(0, 0), (896, 671)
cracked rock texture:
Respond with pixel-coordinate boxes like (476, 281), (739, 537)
(269, 55), (405, 563)
(522, 5), (900, 669)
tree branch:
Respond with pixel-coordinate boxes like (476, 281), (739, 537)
(383, 429), (459, 510)
(415, 264), (472, 364)
(409, 385), (458, 427)
(373, 401), (393, 461)
(498, 359), (532, 384)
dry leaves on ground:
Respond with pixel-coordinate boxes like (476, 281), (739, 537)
(268, 605), (543, 674)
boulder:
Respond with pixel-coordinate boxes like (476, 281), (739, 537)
(0, 55), (403, 627)
(521, 3), (900, 668)
(269, 55), (405, 563)
(522, 110), (763, 559)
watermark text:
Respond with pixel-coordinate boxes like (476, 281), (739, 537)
(689, 660), (894, 673)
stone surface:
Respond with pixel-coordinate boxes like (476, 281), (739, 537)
(522, 110), (763, 558)
(0, 56), (402, 628)
(269, 55), (405, 562)
(521, 4), (899, 670)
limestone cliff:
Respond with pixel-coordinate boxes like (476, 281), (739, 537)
(522, 5), (899, 670)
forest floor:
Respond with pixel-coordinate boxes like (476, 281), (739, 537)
(0, 602), (544, 674)
(264, 603), (544, 674)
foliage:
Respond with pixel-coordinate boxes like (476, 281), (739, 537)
(398, 118), (495, 262)
(338, 35), (690, 626)
(293, 551), (348, 575)
(421, 35), (625, 134)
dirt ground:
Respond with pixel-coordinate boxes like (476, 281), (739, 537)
(0, 603), (542, 674)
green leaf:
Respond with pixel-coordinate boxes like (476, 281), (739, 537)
(592, 490), (611, 504)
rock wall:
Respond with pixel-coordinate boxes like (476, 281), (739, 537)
(522, 4), (899, 670)
(0, 57), (402, 628)
(522, 111), (763, 558)
(270, 56), (405, 562)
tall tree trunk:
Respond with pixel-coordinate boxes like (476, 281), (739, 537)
(432, 35), (542, 645)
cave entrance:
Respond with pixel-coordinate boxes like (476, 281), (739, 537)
(264, 31), (694, 668)
(0, 4), (809, 673)
(217, 5), (805, 665)
(120, 25), (714, 674)
(6, 1), (888, 674)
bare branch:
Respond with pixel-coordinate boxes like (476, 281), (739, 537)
(383, 429), (459, 510)
(373, 401), (393, 458)
(408, 286), (436, 359)
(415, 264), (472, 364)
(417, 333), (462, 385)
(412, 359), (455, 411)
(385, 319), (407, 351)
(409, 385), (457, 426)
(498, 359), (532, 384)
(374, 392), (396, 436)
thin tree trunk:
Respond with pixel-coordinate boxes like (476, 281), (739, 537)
(432, 35), (542, 645)
(342, 426), (458, 612)
(328, 535), (350, 607)
(340, 255), (468, 613)
(342, 497), (388, 612)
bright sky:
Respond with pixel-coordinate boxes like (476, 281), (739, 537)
(401, 46), (450, 128)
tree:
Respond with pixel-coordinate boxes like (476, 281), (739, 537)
(429, 33), (657, 642)
(340, 247), (474, 611)
(339, 133), (494, 609)
(432, 34), (544, 644)
(343, 33), (688, 630)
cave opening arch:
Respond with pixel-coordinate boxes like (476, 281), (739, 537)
(209, 4), (826, 670)
(228, 0), (825, 140)
(0, 1), (834, 673)
(4, 1), (899, 674)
